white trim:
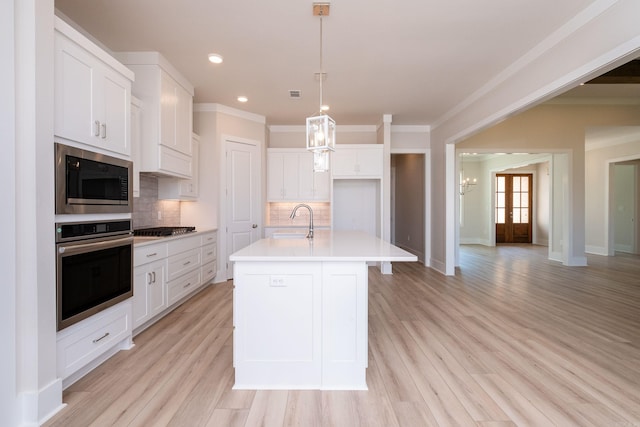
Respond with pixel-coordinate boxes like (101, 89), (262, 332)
(445, 144), (456, 275)
(585, 245), (608, 255)
(586, 131), (640, 151)
(546, 97), (640, 106)
(391, 148), (429, 154)
(268, 124), (377, 133)
(195, 103), (266, 124)
(19, 378), (64, 426)
(114, 51), (192, 93)
(605, 153), (640, 256)
(390, 125), (431, 133)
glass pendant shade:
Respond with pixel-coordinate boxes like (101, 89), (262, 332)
(313, 150), (330, 172)
(306, 115), (336, 152)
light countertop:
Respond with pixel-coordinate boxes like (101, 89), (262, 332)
(133, 228), (217, 247)
(229, 230), (417, 262)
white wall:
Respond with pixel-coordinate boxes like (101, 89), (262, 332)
(269, 125), (377, 148)
(183, 104), (266, 282)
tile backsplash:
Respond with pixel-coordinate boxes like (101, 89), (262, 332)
(266, 202), (331, 227)
(133, 174), (181, 229)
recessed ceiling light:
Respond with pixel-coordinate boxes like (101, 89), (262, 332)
(208, 53), (223, 64)
(237, 96), (248, 103)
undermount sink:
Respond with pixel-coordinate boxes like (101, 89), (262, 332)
(271, 232), (307, 239)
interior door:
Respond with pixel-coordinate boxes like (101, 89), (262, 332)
(496, 174), (532, 243)
(226, 140), (260, 279)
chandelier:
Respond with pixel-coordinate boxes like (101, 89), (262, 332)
(459, 154), (478, 196)
(306, 3), (335, 172)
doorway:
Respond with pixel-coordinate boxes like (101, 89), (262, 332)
(225, 138), (261, 279)
(391, 153), (426, 261)
(495, 173), (533, 243)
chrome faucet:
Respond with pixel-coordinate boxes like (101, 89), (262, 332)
(289, 203), (314, 239)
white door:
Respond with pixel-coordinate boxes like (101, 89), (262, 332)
(226, 139), (260, 279)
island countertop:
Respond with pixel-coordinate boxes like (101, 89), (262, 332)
(229, 230), (417, 262)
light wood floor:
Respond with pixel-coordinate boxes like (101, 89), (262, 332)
(45, 245), (640, 427)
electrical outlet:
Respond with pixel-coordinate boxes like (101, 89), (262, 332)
(157, 210), (162, 220)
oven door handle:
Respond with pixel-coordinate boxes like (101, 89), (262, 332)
(58, 235), (133, 256)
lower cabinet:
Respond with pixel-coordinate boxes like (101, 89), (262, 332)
(132, 259), (167, 328)
(57, 300), (133, 388)
(132, 230), (217, 333)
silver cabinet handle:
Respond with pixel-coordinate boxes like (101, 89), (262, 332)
(93, 332), (110, 343)
(152, 271), (156, 283)
(252, 224), (258, 229)
(101, 123), (107, 139)
(94, 120), (100, 136)
(146, 252), (158, 258)
(207, 251), (214, 256)
(147, 272), (152, 285)
(183, 282), (192, 289)
(183, 261), (191, 266)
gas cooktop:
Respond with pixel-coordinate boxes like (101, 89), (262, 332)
(133, 226), (196, 237)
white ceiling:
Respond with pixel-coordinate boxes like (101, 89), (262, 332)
(55, 0), (606, 126)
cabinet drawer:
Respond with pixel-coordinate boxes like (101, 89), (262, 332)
(134, 243), (168, 266)
(201, 260), (217, 284)
(57, 302), (131, 378)
(201, 243), (217, 265)
(200, 231), (217, 246)
(168, 269), (201, 306)
(167, 248), (201, 281)
(168, 234), (201, 256)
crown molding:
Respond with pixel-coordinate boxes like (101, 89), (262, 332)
(194, 103), (266, 124)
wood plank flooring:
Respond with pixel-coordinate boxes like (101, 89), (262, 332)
(45, 245), (640, 426)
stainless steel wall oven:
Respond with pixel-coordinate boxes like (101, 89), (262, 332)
(56, 220), (133, 330)
(55, 143), (133, 214)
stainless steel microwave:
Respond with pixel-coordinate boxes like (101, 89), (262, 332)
(55, 143), (133, 214)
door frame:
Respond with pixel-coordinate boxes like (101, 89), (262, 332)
(494, 173), (534, 244)
(606, 155), (640, 256)
(220, 134), (262, 280)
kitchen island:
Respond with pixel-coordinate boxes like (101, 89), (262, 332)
(229, 230), (417, 390)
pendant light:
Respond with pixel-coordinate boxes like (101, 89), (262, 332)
(306, 3), (335, 172)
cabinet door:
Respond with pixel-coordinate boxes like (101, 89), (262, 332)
(282, 153), (300, 200)
(331, 148), (359, 176)
(298, 152), (315, 200)
(174, 85), (193, 155)
(133, 260), (166, 329)
(99, 71), (130, 155)
(160, 72), (177, 150)
(179, 136), (198, 197)
(313, 169), (331, 201)
(131, 100), (142, 197)
(356, 147), (383, 177)
(267, 153), (285, 200)
(54, 33), (95, 145)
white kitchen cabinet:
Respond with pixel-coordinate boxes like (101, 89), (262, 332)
(268, 149), (330, 202)
(131, 97), (142, 197)
(158, 133), (200, 200)
(54, 17), (133, 156)
(57, 300), (133, 388)
(116, 52), (194, 178)
(298, 152), (331, 201)
(267, 151), (300, 201)
(332, 144), (383, 178)
(132, 258), (167, 329)
(132, 230), (216, 334)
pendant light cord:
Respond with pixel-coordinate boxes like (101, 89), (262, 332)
(319, 15), (324, 113)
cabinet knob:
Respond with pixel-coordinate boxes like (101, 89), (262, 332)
(252, 224), (258, 228)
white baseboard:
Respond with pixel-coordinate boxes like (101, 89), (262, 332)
(585, 245), (608, 256)
(430, 257), (446, 275)
(18, 377), (64, 427)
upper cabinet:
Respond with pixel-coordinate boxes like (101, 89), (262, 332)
(54, 17), (133, 156)
(267, 149), (330, 202)
(331, 144), (383, 178)
(158, 133), (200, 200)
(116, 52), (194, 178)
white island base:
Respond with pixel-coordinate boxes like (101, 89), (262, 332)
(230, 231), (417, 390)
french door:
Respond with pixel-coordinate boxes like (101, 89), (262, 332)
(495, 174), (532, 243)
